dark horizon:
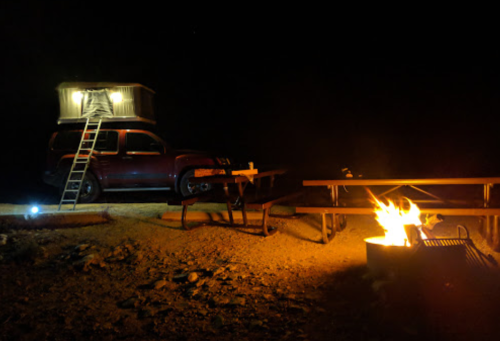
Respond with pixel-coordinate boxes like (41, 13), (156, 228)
(2, 8), (500, 203)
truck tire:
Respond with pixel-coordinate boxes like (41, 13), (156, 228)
(179, 169), (212, 197)
(60, 171), (101, 203)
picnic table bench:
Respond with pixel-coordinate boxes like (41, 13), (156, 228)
(296, 177), (500, 248)
(168, 168), (302, 236)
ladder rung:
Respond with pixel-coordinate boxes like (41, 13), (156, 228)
(67, 180), (82, 182)
(61, 200), (77, 203)
(75, 161), (88, 164)
(65, 190), (79, 192)
(80, 148), (93, 151)
(72, 171), (86, 173)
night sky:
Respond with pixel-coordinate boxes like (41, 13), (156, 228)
(2, 4), (500, 203)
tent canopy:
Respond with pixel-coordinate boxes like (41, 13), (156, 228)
(57, 82), (156, 124)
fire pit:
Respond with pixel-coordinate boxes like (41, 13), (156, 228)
(365, 192), (493, 279)
(365, 229), (469, 280)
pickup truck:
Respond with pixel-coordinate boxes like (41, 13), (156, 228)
(43, 127), (229, 202)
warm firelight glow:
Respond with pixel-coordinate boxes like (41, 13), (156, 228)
(372, 197), (423, 247)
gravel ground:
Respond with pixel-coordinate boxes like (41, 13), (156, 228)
(1, 203), (500, 340)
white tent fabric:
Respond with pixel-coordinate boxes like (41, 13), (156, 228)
(57, 83), (155, 124)
(81, 89), (114, 118)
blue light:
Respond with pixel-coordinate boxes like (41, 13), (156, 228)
(30, 206), (40, 214)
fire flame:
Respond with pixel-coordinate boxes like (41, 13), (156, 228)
(372, 197), (423, 247)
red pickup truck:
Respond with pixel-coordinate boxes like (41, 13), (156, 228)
(43, 127), (229, 202)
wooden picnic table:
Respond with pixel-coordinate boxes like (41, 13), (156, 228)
(183, 168), (295, 235)
(296, 177), (500, 248)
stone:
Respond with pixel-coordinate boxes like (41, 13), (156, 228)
(173, 273), (189, 282)
(138, 308), (154, 318)
(186, 287), (199, 298)
(73, 254), (95, 269)
(263, 294), (274, 301)
(127, 252), (143, 263)
(209, 296), (230, 307)
(226, 264), (238, 272)
(74, 244), (90, 252)
(289, 304), (310, 314)
(213, 315), (224, 329)
(187, 272), (198, 283)
(229, 297), (246, 307)
(249, 319), (264, 329)
(121, 297), (140, 309)
(152, 280), (168, 290)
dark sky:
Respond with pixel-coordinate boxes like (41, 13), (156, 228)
(2, 3), (500, 200)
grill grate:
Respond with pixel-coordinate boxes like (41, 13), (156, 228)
(419, 225), (495, 270)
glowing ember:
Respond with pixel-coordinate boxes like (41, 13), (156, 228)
(372, 197), (423, 247)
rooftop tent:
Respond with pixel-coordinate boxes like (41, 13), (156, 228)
(56, 82), (156, 124)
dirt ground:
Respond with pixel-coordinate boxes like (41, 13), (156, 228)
(1, 202), (500, 341)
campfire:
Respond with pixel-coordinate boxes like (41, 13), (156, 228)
(371, 197), (424, 246)
(364, 188), (442, 248)
(363, 190), (494, 280)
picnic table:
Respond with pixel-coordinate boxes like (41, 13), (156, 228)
(171, 168), (302, 236)
(296, 177), (500, 248)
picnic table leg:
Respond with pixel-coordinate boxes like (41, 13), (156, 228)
(237, 182), (248, 227)
(321, 213), (335, 244)
(262, 207), (278, 236)
(224, 184), (234, 225)
(181, 204), (191, 230)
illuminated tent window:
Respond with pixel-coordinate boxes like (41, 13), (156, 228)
(81, 89), (114, 118)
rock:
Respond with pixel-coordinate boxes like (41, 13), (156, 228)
(208, 296), (230, 307)
(152, 280), (168, 290)
(187, 272), (199, 283)
(289, 304), (310, 314)
(39, 246), (48, 259)
(121, 297), (140, 308)
(73, 254), (95, 269)
(173, 273), (189, 282)
(249, 319), (264, 329)
(213, 315), (225, 329)
(226, 264), (238, 271)
(197, 309), (208, 316)
(263, 294), (274, 301)
(127, 252), (143, 264)
(74, 244), (90, 252)
(138, 308), (154, 319)
(210, 267), (224, 277)
(229, 297), (246, 307)
(0, 234), (8, 246)
(186, 287), (199, 298)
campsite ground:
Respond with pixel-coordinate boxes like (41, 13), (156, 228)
(1, 202), (500, 341)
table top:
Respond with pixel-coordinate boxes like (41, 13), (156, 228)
(303, 177), (500, 187)
(190, 168), (287, 184)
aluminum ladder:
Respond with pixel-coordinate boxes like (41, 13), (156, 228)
(58, 118), (102, 211)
